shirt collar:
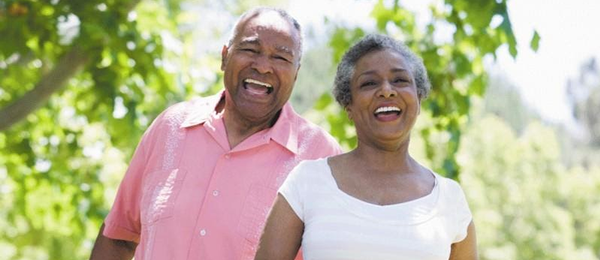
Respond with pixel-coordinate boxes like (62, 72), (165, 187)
(180, 91), (300, 154)
(265, 102), (299, 155)
(180, 91), (225, 128)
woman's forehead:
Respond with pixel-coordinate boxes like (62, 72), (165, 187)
(354, 50), (410, 73)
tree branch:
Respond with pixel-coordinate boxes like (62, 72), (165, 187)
(0, 47), (89, 132)
(0, 0), (143, 132)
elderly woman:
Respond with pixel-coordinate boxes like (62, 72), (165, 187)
(255, 34), (477, 260)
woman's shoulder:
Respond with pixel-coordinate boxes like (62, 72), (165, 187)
(291, 157), (331, 178)
(281, 157), (333, 192)
(430, 172), (471, 212)
(428, 171), (465, 193)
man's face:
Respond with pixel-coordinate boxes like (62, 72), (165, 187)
(221, 11), (301, 123)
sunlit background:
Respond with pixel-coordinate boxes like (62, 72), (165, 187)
(0, 0), (599, 259)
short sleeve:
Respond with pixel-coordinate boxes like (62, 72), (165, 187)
(451, 182), (473, 243)
(277, 161), (309, 222)
(103, 113), (163, 243)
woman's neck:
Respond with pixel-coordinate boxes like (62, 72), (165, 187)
(348, 139), (420, 176)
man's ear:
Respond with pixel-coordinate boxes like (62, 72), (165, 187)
(293, 63), (301, 82)
(220, 45), (228, 71)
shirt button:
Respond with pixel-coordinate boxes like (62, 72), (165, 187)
(200, 229), (207, 236)
(224, 154), (230, 159)
(212, 190), (219, 196)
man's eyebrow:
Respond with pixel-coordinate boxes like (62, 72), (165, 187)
(239, 38), (260, 45)
(237, 38), (296, 58)
(275, 46), (295, 57)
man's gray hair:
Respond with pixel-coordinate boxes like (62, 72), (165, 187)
(333, 34), (431, 107)
(227, 7), (303, 59)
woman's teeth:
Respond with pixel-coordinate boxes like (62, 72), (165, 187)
(374, 106), (401, 115)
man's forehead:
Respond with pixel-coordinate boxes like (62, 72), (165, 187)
(239, 37), (296, 58)
(244, 11), (295, 33)
(236, 12), (299, 44)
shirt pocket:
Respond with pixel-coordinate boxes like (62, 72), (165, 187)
(236, 183), (278, 245)
(140, 168), (188, 225)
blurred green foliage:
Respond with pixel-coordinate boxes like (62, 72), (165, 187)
(0, 0), (207, 258)
(317, 0), (520, 179)
(0, 0), (599, 259)
(460, 114), (600, 260)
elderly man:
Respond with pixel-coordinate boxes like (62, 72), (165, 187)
(90, 7), (341, 260)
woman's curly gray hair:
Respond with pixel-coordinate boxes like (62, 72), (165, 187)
(333, 34), (431, 107)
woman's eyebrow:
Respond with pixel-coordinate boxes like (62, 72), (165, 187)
(391, 68), (409, 73)
(357, 70), (377, 77)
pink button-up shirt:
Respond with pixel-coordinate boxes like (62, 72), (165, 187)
(103, 92), (341, 259)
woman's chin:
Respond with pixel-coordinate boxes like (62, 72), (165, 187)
(362, 132), (410, 149)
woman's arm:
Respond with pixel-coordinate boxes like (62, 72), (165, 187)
(255, 194), (304, 260)
(449, 221), (478, 260)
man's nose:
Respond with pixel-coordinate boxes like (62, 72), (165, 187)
(252, 55), (273, 74)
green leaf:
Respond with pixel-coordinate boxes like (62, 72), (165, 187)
(314, 93), (333, 111)
(530, 30), (541, 52)
(370, 0), (393, 31)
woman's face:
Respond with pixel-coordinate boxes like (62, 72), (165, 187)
(346, 49), (420, 149)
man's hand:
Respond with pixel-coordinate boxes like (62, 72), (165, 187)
(89, 223), (137, 260)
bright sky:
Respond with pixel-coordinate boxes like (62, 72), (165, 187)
(497, 0), (600, 125)
(289, 0), (600, 126)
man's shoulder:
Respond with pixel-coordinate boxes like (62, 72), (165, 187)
(285, 107), (341, 156)
(290, 111), (335, 140)
(137, 93), (221, 145)
(154, 93), (221, 127)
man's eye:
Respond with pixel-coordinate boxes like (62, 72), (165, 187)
(274, 56), (291, 63)
(241, 48), (258, 53)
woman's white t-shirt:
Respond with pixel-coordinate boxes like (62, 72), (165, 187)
(278, 158), (472, 260)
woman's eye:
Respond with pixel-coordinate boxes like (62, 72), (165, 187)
(393, 78), (408, 83)
(361, 81), (377, 87)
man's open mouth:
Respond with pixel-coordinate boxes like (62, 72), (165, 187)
(244, 79), (273, 94)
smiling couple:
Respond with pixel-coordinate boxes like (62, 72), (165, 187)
(90, 6), (476, 260)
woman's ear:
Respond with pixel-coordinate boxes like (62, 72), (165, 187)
(345, 106), (353, 121)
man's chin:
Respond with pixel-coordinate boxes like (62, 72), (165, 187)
(239, 105), (282, 125)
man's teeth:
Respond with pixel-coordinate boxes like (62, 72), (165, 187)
(375, 106), (401, 114)
(244, 79), (272, 88)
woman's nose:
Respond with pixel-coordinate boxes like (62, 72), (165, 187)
(378, 81), (397, 98)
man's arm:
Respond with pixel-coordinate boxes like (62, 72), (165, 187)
(89, 223), (138, 260)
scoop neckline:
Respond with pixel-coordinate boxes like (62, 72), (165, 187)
(320, 157), (442, 225)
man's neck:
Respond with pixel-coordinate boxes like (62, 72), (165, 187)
(221, 105), (281, 149)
